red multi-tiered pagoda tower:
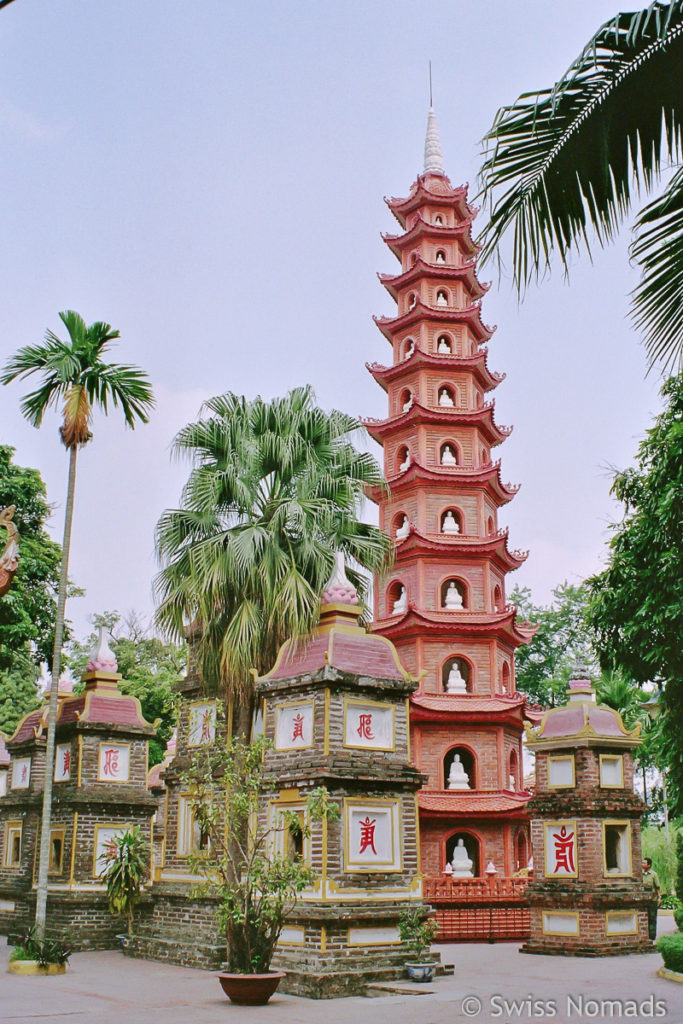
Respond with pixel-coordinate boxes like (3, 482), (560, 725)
(364, 108), (535, 880)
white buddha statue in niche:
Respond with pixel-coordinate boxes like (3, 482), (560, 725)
(447, 754), (471, 790)
(437, 336), (451, 354)
(436, 291), (448, 307)
(398, 450), (411, 472)
(446, 660), (468, 694)
(451, 839), (474, 877)
(435, 251), (446, 265)
(444, 582), (464, 610)
(442, 510), (460, 534)
(441, 445), (457, 466)
(392, 585), (407, 615)
(438, 387), (454, 407)
(395, 515), (410, 540)
(402, 393), (413, 413)
(403, 340), (415, 361)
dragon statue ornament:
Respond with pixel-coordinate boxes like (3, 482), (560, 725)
(0, 505), (19, 596)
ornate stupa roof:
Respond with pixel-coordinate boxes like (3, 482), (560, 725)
(255, 554), (415, 685)
(526, 674), (641, 750)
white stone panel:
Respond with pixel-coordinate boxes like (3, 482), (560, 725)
(347, 926), (400, 946)
(600, 756), (624, 788)
(344, 701), (395, 751)
(188, 701), (217, 747)
(345, 800), (400, 872)
(54, 743), (71, 782)
(94, 826), (130, 876)
(606, 912), (637, 935)
(279, 925), (306, 945)
(11, 757), (30, 789)
(275, 702), (314, 750)
(98, 742), (130, 782)
(544, 821), (577, 876)
(543, 912), (579, 935)
(548, 756), (574, 788)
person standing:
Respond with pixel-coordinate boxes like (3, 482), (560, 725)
(642, 857), (661, 940)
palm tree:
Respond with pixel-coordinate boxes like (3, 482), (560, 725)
(596, 669), (655, 797)
(1, 310), (154, 938)
(154, 386), (392, 735)
(477, 1), (683, 372)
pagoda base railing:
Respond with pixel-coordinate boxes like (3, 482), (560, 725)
(423, 876), (530, 942)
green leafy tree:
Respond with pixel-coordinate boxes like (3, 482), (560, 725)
(511, 582), (596, 707)
(2, 310), (154, 939)
(641, 826), (678, 896)
(0, 446), (65, 734)
(588, 375), (683, 810)
(100, 827), (149, 939)
(67, 611), (183, 766)
(478, 1), (683, 371)
(155, 386), (391, 735)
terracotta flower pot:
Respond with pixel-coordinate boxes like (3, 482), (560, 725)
(217, 970), (286, 1005)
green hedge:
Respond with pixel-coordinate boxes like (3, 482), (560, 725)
(658, 933), (683, 973)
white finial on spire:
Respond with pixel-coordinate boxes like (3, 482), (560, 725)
(424, 62), (445, 176)
(321, 552), (359, 606)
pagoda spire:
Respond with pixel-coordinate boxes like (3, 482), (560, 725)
(424, 105), (445, 176)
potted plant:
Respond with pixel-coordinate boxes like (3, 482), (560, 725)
(8, 927), (71, 976)
(184, 732), (336, 1005)
(398, 908), (438, 982)
(100, 826), (149, 944)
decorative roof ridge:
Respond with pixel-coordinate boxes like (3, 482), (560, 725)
(394, 525), (529, 567)
(378, 455), (520, 493)
(381, 208), (476, 243)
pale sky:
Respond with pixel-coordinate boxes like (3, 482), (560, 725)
(0, 0), (663, 640)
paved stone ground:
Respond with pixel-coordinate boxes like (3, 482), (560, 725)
(2, 916), (682, 1024)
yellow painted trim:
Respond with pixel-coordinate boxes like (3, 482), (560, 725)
(542, 819), (578, 878)
(320, 925), (327, 954)
(599, 754), (625, 789)
(547, 754), (576, 789)
(96, 741), (131, 783)
(273, 787), (300, 802)
(323, 688), (330, 756)
(605, 910), (638, 936)
(343, 797), (402, 873)
(226, 695), (234, 738)
(150, 818), (155, 878)
(541, 910), (580, 936)
(77, 735), (83, 787)
(186, 699), (218, 748)
(69, 812), (78, 885)
(3, 820), (22, 869)
(602, 819), (633, 878)
(405, 698), (411, 760)
(274, 699), (315, 752)
(342, 696), (395, 752)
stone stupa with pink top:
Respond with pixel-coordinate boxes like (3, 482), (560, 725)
(253, 553), (451, 997)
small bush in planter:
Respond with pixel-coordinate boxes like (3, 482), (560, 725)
(398, 909), (438, 966)
(100, 826), (149, 939)
(184, 732), (338, 984)
(658, 933), (683, 973)
(11, 927), (71, 968)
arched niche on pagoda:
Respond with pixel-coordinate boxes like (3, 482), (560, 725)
(443, 744), (477, 790)
(486, 513), (495, 534)
(406, 291), (417, 312)
(398, 387), (413, 414)
(400, 336), (415, 360)
(475, 390), (484, 409)
(386, 579), (407, 617)
(508, 747), (519, 790)
(396, 445), (411, 474)
(437, 383), (456, 408)
(392, 511), (410, 540)
(492, 584), (503, 611)
(440, 507), (463, 535)
(500, 660), (511, 694)
(480, 444), (489, 465)
(435, 288), (449, 307)
(439, 440), (460, 467)
(445, 830), (481, 877)
(515, 827), (529, 872)
(435, 332), (453, 355)
(434, 248), (447, 265)
(440, 576), (467, 611)
(442, 655), (473, 693)
(409, 250), (420, 267)
(433, 213), (445, 226)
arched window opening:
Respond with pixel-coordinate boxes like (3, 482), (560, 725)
(436, 334), (452, 354)
(434, 214), (444, 225)
(435, 249), (446, 264)
(407, 292), (417, 310)
(438, 385), (455, 407)
(444, 746), (476, 790)
(441, 508), (462, 535)
(402, 337), (415, 360)
(394, 512), (410, 541)
(436, 289), (449, 307)
(501, 661), (511, 694)
(396, 446), (411, 474)
(486, 515), (495, 534)
(440, 442), (458, 467)
(387, 580), (407, 616)
(476, 391), (483, 408)
(509, 748), (519, 791)
(493, 585), (503, 612)
(399, 388), (413, 413)
(441, 578), (466, 611)
(443, 656), (471, 695)
(481, 446), (488, 465)
(515, 830), (528, 872)
(446, 831), (480, 877)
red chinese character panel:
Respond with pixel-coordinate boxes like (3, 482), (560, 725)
(544, 821), (578, 876)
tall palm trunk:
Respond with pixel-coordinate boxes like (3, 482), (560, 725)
(35, 446), (78, 939)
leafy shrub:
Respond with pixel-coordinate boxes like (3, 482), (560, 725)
(398, 909), (438, 963)
(12, 927), (71, 966)
(100, 826), (148, 938)
(674, 906), (683, 932)
(642, 827), (678, 896)
(658, 933), (683, 973)
(677, 831), (683, 904)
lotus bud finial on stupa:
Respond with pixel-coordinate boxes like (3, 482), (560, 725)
(86, 626), (118, 673)
(321, 552), (359, 606)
